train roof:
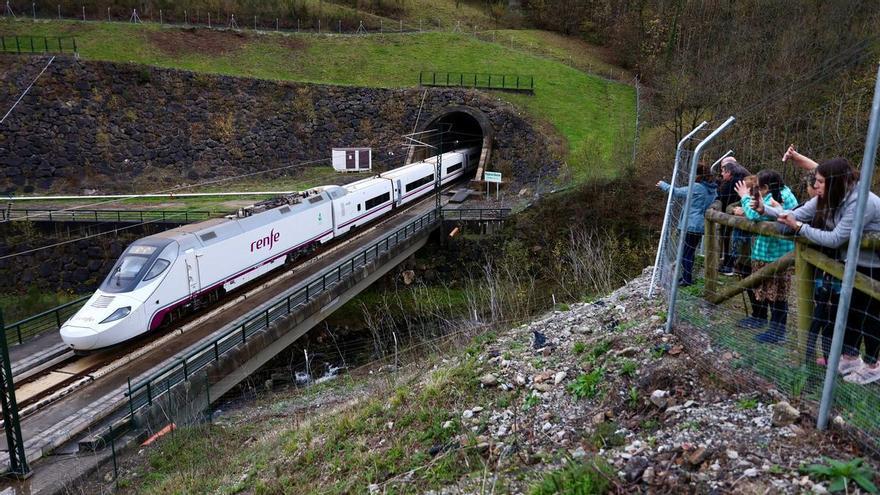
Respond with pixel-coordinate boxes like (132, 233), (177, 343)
(140, 190), (333, 249)
(342, 175), (388, 193)
(380, 160), (434, 179)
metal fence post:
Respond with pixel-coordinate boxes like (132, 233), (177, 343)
(648, 121), (708, 298)
(109, 423), (118, 489)
(818, 64), (880, 430)
(665, 117), (735, 334)
(0, 309), (30, 478)
(127, 378), (135, 417)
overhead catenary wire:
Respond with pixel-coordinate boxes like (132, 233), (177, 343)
(1, 134), (433, 225)
(0, 55), (55, 126)
(0, 156), (337, 224)
(0, 150), (444, 261)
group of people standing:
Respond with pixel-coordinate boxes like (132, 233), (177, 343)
(657, 146), (880, 384)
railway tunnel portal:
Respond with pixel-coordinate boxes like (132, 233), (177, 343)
(405, 106), (494, 187)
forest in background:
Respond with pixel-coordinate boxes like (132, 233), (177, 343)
(525, 0), (880, 184)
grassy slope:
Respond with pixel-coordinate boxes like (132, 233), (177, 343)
(0, 291), (82, 323)
(0, 18), (636, 181)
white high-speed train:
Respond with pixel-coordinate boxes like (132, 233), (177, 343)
(60, 147), (479, 350)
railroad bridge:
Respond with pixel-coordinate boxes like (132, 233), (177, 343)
(0, 198), (509, 489)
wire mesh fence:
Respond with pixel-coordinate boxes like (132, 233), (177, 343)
(652, 68), (880, 457)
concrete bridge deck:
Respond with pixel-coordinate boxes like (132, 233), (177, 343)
(0, 199), (448, 493)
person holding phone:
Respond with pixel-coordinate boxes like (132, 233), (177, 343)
(760, 147), (880, 382)
(657, 163), (718, 287)
(717, 158), (751, 275)
(734, 170), (798, 343)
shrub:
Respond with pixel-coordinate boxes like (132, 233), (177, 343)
(567, 368), (604, 400)
(530, 457), (614, 495)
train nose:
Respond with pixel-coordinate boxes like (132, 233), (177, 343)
(59, 325), (99, 350)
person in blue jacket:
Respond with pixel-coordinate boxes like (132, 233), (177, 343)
(657, 164), (718, 287)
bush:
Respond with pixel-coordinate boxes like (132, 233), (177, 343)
(530, 457), (614, 495)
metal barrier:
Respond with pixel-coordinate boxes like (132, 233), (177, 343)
(1, 208), (214, 223)
(4, 296), (89, 346)
(0, 35), (77, 54)
(440, 208), (511, 221)
(124, 208), (441, 413)
(1, 209), (508, 347)
(419, 71), (534, 93)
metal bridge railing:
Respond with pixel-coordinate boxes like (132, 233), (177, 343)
(0, 208), (214, 223)
(0, 35), (77, 54)
(441, 208), (511, 221)
(124, 208), (441, 414)
(4, 296), (89, 346)
(419, 71), (534, 93)
(1, 209), (508, 347)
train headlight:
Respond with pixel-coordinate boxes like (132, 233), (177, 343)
(101, 306), (131, 324)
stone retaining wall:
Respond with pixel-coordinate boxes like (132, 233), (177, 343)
(0, 56), (558, 194)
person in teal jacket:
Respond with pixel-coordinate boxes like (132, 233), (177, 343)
(734, 169), (798, 343)
(657, 164), (718, 286)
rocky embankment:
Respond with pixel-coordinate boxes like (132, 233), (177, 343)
(107, 269), (874, 493)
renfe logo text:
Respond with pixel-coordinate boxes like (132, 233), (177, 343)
(251, 229), (280, 252)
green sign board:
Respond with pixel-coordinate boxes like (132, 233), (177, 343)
(484, 171), (502, 183)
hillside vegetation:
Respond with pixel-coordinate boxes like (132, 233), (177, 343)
(524, 0), (880, 183)
(26, 0), (503, 31)
(0, 18), (636, 181)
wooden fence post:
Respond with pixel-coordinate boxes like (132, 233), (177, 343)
(794, 241), (813, 361)
(703, 217), (719, 298)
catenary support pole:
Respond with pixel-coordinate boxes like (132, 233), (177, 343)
(666, 117), (736, 333)
(817, 64), (880, 430)
(709, 149), (734, 175)
(0, 310), (31, 478)
(648, 121), (708, 298)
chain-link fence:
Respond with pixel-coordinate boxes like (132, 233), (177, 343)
(652, 65), (880, 457)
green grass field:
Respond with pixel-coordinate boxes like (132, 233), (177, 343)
(0, 290), (82, 323)
(0, 18), (636, 180)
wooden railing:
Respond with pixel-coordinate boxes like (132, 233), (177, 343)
(702, 203), (880, 357)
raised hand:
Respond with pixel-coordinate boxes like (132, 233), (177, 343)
(777, 212), (799, 229)
(781, 144), (818, 171)
(734, 180), (750, 199)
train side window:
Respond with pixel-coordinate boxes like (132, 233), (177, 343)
(358, 204), (361, 211)
(365, 192), (390, 210)
(143, 259), (170, 281)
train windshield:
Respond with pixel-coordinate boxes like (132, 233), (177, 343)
(100, 245), (159, 293)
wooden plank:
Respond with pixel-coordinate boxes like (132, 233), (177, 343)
(706, 206), (880, 248)
(800, 246), (880, 303)
(794, 242), (814, 360)
(707, 252), (795, 304)
(704, 217), (719, 298)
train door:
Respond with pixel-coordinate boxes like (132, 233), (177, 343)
(184, 248), (201, 297)
(394, 179), (403, 206)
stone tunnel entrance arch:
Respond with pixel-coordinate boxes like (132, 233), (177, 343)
(405, 106), (494, 187)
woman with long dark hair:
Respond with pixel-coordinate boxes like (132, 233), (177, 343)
(762, 147), (880, 382)
(735, 169), (798, 343)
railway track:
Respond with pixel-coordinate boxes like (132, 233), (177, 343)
(7, 191), (457, 420)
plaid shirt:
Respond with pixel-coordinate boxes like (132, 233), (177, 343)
(740, 186), (798, 262)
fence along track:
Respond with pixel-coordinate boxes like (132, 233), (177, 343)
(657, 82), (880, 456)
